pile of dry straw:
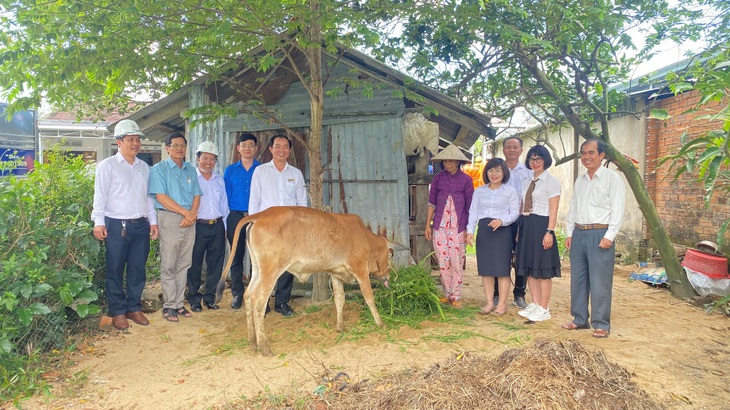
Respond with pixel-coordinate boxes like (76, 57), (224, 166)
(318, 338), (658, 409)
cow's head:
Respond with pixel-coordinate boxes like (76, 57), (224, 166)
(370, 239), (409, 288)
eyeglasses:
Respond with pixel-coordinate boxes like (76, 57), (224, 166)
(529, 157), (544, 163)
(169, 144), (187, 149)
(487, 168), (503, 174)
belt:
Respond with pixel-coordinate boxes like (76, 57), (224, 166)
(197, 217), (223, 225)
(108, 217), (148, 223)
(230, 210), (248, 215)
(575, 223), (609, 230)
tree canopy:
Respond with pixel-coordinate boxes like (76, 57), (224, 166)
(0, 0), (396, 117)
(367, 0), (701, 295)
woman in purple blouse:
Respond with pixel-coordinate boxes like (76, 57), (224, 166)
(425, 145), (474, 308)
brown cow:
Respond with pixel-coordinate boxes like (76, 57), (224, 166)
(215, 206), (403, 355)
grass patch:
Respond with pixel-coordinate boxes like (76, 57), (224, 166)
(372, 261), (445, 323)
(420, 330), (497, 344)
(303, 304), (324, 314)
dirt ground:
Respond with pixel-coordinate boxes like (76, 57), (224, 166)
(13, 256), (730, 410)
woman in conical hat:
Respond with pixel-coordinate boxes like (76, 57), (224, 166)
(425, 144), (474, 308)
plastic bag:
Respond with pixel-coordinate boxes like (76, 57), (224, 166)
(685, 267), (730, 297)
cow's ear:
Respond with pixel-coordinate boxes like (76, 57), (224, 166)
(388, 248), (394, 259)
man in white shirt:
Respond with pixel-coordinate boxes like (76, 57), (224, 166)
(502, 137), (533, 308)
(564, 139), (626, 338)
(92, 120), (158, 330)
(187, 141), (230, 312)
(249, 134), (307, 316)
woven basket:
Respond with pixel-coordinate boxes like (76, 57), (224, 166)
(682, 249), (729, 279)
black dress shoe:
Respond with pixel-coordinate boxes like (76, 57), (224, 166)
(231, 295), (243, 309)
(274, 303), (294, 317)
(190, 303), (203, 313)
(203, 301), (220, 310)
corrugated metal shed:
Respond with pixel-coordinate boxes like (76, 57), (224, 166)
(323, 118), (409, 264)
(117, 45), (495, 265)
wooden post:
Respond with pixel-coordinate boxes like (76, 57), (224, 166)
(409, 154), (434, 266)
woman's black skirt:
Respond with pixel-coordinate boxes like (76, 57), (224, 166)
(475, 218), (513, 277)
(516, 214), (561, 279)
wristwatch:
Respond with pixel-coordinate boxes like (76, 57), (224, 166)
(546, 229), (554, 234)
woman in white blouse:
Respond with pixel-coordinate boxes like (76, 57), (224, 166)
(466, 158), (520, 316)
(515, 145), (561, 322)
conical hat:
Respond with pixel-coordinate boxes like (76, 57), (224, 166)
(431, 144), (471, 162)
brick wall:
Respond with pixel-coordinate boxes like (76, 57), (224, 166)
(645, 89), (730, 253)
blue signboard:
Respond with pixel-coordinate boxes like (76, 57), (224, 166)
(0, 102), (37, 175)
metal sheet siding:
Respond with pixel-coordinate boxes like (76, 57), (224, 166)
(322, 118), (410, 264)
(223, 64), (404, 133)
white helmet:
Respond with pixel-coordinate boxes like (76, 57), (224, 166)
(114, 119), (144, 139)
(196, 141), (219, 157)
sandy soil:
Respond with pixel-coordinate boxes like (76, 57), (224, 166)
(12, 256), (730, 410)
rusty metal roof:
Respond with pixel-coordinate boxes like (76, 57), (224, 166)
(119, 47), (494, 150)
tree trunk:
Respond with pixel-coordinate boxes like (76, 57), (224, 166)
(521, 58), (695, 298)
(305, 0), (330, 302)
(605, 146), (696, 297)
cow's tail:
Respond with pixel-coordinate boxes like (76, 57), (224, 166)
(215, 214), (257, 303)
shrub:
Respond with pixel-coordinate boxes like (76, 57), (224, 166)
(0, 149), (104, 403)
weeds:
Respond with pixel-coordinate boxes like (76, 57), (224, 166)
(372, 259), (445, 323)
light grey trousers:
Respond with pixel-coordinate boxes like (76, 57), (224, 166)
(158, 210), (196, 310)
(569, 228), (615, 331)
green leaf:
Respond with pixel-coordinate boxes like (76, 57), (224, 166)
(648, 109), (670, 120)
(17, 308), (32, 326)
(32, 283), (52, 297)
(20, 283), (32, 299)
(0, 337), (12, 353)
(29, 302), (51, 315)
(718, 219), (730, 248)
(59, 289), (73, 305)
(76, 304), (89, 318)
(76, 289), (98, 302)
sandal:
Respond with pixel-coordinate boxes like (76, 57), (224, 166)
(438, 297), (451, 304)
(450, 300), (463, 309)
(491, 309), (507, 317)
(162, 308), (179, 322)
(562, 322), (590, 330)
(177, 307), (192, 318)
(592, 329), (610, 338)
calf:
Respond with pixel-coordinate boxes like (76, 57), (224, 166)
(215, 206), (403, 355)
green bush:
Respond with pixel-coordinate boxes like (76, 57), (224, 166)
(0, 149), (104, 403)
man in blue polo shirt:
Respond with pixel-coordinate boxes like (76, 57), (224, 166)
(149, 132), (203, 323)
(223, 133), (260, 309)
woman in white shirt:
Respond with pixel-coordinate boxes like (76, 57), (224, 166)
(466, 158), (520, 316)
(516, 145), (561, 322)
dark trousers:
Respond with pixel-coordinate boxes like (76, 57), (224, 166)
(226, 211), (248, 297)
(495, 216), (527, 299)
(226, 210), (293, 305)
(274, 272), (294, 306)
(187, 220), (226, 305)
(104, 217), (150, 316)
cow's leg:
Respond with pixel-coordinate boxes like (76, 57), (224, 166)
(252, 264), (281, 356)
(331, 277), (346, 332)
(244, 253), (261, 348)
(243, 286), (256, 349)
(356, 275), (385, 327)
